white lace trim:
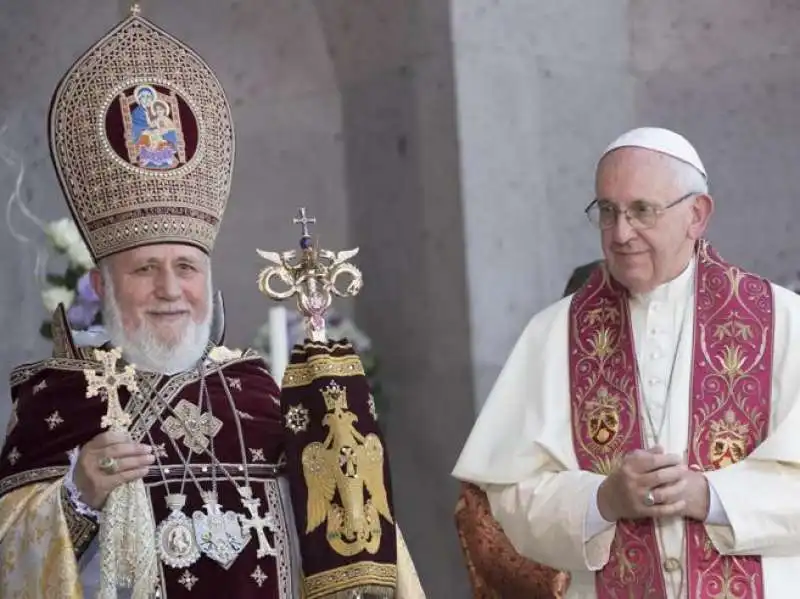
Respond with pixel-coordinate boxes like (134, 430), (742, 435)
(64, 446), (102, 519)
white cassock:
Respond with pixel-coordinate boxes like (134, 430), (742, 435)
(453, 259), (800, 598)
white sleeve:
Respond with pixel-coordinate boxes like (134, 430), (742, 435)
(701, 285), (800, 556)
(584, 482), (616, 539)
(705, 458), (800, 556)
(485, 469), (616, 572)
(704, 479), (729, 526)
(63, 447), (101, 520)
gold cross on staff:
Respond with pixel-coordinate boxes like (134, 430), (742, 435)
(293, 207), (316, 241)
(238, 488), (277, 559)
(84, 348), (139, 431)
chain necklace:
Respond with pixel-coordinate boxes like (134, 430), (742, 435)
(634, 296), (688, 448)
(137, 357), (277, 570)
(632, 289), (692, 598)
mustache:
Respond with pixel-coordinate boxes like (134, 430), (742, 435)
(144, 305), (191, 314)
(103, 295), (210, 374)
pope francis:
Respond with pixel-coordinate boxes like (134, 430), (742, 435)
(453, 127), (800, 598)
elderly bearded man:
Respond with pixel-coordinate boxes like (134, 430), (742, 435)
(0, 9), (422, 599)
(453, 127), (800, 598)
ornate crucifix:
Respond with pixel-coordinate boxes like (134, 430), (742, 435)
(293, 207), (316, 244)
(84, 348), (139, 431)
(238, 487), (277, 558)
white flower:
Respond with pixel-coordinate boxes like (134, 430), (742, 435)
(42, 286), (75, 313)
(46, 218), (83, 253)
(66, 239), (95, 269)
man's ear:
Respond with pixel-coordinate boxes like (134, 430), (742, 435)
(90, 268), (105, 300)
(688, 193), (714, 240)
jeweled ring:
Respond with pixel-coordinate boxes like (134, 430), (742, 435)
(643, 490), (656, 507)
(98, 456), (118, 475)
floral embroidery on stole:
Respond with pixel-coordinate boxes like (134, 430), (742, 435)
(568, 241), (770, 598)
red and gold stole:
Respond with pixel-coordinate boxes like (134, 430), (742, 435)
(569, 241), (771, 598)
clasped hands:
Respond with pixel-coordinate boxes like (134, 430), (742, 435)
(597, 446), (710, 523)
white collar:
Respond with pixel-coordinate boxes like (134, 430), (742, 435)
(630, 257), (695, 305)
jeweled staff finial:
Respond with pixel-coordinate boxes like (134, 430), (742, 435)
(257, 208), (362, 342)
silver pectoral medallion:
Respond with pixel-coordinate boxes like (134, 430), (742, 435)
(156, 494), (201, 569)
(192, 493), (248, 569)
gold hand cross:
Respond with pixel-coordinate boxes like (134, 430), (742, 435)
(84, 348), (139, 431)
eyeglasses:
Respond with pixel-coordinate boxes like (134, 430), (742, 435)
(584, 191), (700, 230)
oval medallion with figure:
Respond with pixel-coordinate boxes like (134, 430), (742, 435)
(104, 83), (199, 172)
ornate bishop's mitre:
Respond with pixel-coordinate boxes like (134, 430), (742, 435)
(49, 6), (234, 261)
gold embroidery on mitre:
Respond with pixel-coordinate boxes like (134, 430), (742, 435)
(708, 410), (749, 469)
(49, 13), (234, 260)
(301, 382), (393, 556)
(583, 386), (621, 450)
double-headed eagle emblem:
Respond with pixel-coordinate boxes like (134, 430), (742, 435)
(301, 382), (393, 556)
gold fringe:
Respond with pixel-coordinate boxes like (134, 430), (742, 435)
(309, 585), (394, 599)
(282, 354), (365, 388)
(291, 341), (354, 353)
(303, 562), (397, 599)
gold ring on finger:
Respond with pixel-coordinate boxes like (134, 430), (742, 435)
(98, 456), (118, 475)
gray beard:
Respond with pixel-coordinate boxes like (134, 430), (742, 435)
(101, 285), (211, 375)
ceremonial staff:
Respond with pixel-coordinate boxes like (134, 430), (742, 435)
(256, 209), (401, 599)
